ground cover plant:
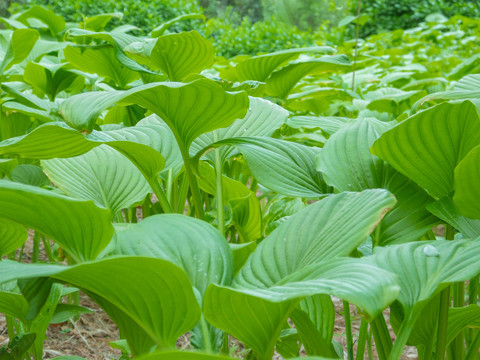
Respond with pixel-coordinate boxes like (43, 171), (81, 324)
(1, 3), (480, 360)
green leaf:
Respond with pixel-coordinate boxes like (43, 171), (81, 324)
(234, 190), (396, 287)
(16, 6), (65, 36)
(230, 242), (257, 276)
(0, 180), (113, 262)
(372, 101), (480, 198)
(50, 304), (93, 324)
(0, 29), (39, 75)
(1, 333), (36, 360)
(150, 14), (206, 37)
(427, 197), (480, 238)
(0, 291), (28, 323)
(112, 214), (232, 296)
(197, 162), (261, 242)
(64, 45), (140, 88)
(0, 257), (201, 354)
(372, 239), (480, 313)
(0, 123), (166, 181)
(286, 116), (353, 135)
(11, 164), (49, 187)
(226, 46), (335, 82)
(190, 96), (288, 162)
(125, 30), (214, 81)
(205, 258), (398, 360)
(23, 62), (83, 100)
(196, 137), (328, 198)
(453, 145), (480, 218)
(0, 218), (27, 256)
(316, 117), (437, 245)
(59, 79), (249, 144)
(82, 13), (123, 32)
(265, 55), (351, 98)
(137, 352), (336, 360)
(0, 159), (18, 177)
(42, 145), (151, 214)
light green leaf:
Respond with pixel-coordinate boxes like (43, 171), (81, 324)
(0, 158), (18, 177)
(125, 30), (214, 81)
(372, 101), (480, 198)
(16, 6), (65, 36)
(0, 29), (39, 75)
(195, 137), (328, 198)
(286, 116), (353, 135)
(0, 180), (113, 262)
(0, 257), (201, 354)
(50, 304), (93, 324)
(82, 13), (123, 32)
(427, 197), (480, 238)
(0, 291), (28, 323)
(227, 46), (335, 82)
(265, 55), (351, 98)
(24, 62), (83, 100)
(190, 96), (288, 162)
(64, 45), (140, 88)
(205, 258), (398, 360)
(112, 214), (232, 296)
(11, 164), (49, 187)
(317, 117), (437, 245)
(453, 145), (480, 218)
(150, 14), (206, 37)
(0, 218), (27, 256)
(42, 145), (151, 214)
(234, 190), (396, 287)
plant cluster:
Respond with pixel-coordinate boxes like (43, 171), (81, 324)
(1, 4), (480, 360)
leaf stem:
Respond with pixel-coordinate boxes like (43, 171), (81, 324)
(32, 231), (40, 263)
(344, 300), (354, 360)
(176, 172), (190, 214)
(214, 131), (225, 235)
(465, 330), (480, 360)
(435, 286), (451, 360)
(453, 281), (465, 358)
(179, 145), (205, 219)
(148, 177), (173, 213)
(371, 314), (392, 360)
(389, 310), (417, 360)
(356, 319), (368, 360)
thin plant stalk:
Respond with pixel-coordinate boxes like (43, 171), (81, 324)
(389, 311), (417, 360)
(351, 0), (362, 90)
(453, 281), (465, 358)
(221, 332), (229, 355)
(371, 314), (392, 360)
(214, 132), (225, 235)
(41, 236), (54, 263)
(367, 328), (374, 360)
(178, 144), (205, 219)
(465, 330), (480, 360)
(434, 224), (454, 359)
(176, 173), (190, 214)
(166, 169), (174, 204)
(32, 231), (40, 263)
(149, 177), (173, 213)
(344, 300), (354, 360)
(356, 319), (368, 360)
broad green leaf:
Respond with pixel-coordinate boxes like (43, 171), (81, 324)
(265, 55), (351, 98)
(298, 295), (335, 346)
(64, 45), (140, 88)
(0, 180), (113, 262)
(0, 159), (18, 177)
(226, 46), (335, 82)
(190, 96), (288, 162)
(448, 53), (480, 81)
(0, 218), (27, 256)
(372, 101), (480, 198)
(316, 118), (437, 245)
(11, 164), (49, 187)
(427, 197), (480, 238)
(0, 291), (28, 323)
(125, 31), (214, 81)
(230, 242), (257, 276)
(23, 62), (83, 100)
(205, 258), (398, 360)
(372, 239), (480, 312)
(1, 333), (36, 360)
(197, 162), (261, 242)
(235, 190), (396, 287)
(82, 13), (123, 32)
(50, 304), (93, 324)
(0, 257), (201, 354)
(29, 283), (63, 360)
(138, 352), (337, 360)
(65, 28), (153, 75)
(0, 123), (166, 181)
(42, 145), (151, 214)
(453, 145), (480, 218)
(150, 14), (206, 37)
(0, 29), (39, 75)
(286, 116), (353, 135)
(59, 79), (249, 145)
(195, 137), (328, 198)
(112, 214), (232, 296)
(15, 6), (65, 36)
